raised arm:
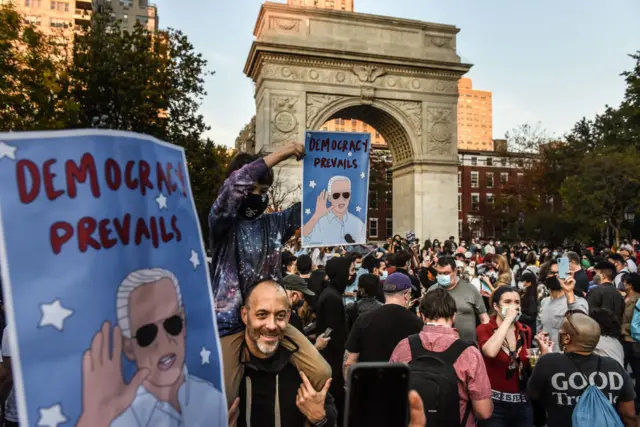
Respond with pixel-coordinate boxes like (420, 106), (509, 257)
(209, 143), (304, 241)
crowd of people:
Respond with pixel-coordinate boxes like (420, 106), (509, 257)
(207, 143), (640, 427)
(1, 142), (639, 427)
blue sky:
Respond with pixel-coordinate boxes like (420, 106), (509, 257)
(154, 0), (640, 147)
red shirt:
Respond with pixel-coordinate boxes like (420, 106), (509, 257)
(390, 325), (492, 427)
(476, 315), (532, 393)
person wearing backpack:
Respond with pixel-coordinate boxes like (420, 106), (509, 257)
(390, 288), (493, 426)
(620, 272), (640, 411)
(527, 311), (637, 427)
(476, 286), (552, 427)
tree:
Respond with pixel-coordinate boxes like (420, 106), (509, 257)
(505, 122), (553, 153)
(0, 4), (77, 130)
(560, 147), (640, 247)
(181, 138), (233, 244)
(267, 165), (301, 212)
(69, 9), (213, 143)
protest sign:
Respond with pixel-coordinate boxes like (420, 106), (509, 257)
(301, 131), (370, 248)
(0, 130), (227, 427)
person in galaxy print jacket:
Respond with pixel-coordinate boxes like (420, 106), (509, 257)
(208, 143), (331, 405)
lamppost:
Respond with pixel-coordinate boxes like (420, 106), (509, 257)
(624, 206), (636, 224)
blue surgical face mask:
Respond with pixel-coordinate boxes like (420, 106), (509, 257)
(381, 271), (388, 280)
(437, 274), (452, 287)
(355, 263), (362, 269)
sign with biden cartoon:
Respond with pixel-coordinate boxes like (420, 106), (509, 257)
(301, 131), (371, 248)
(0, 130), (227, 426)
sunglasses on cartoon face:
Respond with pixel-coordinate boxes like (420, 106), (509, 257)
(134, 314), (183, 347)
(332, 192), (351, 200)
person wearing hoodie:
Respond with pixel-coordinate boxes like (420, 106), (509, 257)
(316, 256), (351, 426)
(209, 144), (330, 405)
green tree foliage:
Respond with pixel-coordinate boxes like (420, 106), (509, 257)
(0, 4), (77, 130)
(560, 147), (640, 246)
(69, 10), (212, 142)
(0, 5), (229, 242)
(182, 138), (233, 243)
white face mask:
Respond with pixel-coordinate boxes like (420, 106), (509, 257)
(380, 271), (388, 280)
(499, 304), (521, 324)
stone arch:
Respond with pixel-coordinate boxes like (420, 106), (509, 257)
(309, 97), (416, 166)
(244, 2), (472, 241)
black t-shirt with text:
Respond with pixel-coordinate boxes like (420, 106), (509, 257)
(346, 304), (423, 362)
(527, 353), (635, 427)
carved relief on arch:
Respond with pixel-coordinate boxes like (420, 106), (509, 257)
(268, 16), (301, 33)
(306, 93), (348, 128)
(271, 95), (300, 146)
(426, 107), (454, 156)
(387, 100), (423, 137)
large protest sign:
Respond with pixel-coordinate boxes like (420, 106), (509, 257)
(0, 130), (227, 426)
(301, 131), (371, 248)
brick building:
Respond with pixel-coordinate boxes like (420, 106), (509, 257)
(357, 139), (536, 242)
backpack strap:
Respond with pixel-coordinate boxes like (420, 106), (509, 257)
(408, 334), (428, 359)
(439, 339), (473, 365)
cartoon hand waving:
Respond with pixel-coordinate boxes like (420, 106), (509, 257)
(77, 322), (150, 427)
(314, 190), (334, 218)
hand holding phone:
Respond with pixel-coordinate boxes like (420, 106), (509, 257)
(344, 363), (410, 427)
(558, 256), (570, 279)
(321, 327), (333, 338)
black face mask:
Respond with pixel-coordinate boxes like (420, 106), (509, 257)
(238, 193), (269, 220)
(545, 276), (562, 291)
(292, 298), (305, 311)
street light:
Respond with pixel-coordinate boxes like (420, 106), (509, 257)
(625, 207), (636, 224)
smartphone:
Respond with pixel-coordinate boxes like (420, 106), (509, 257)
(558, 256), (570, 279)
(321, 327), (332, 338)
(344, 363), (410, 427)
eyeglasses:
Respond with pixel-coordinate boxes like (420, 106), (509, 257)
(564, 309), (587, 336)
(134, 314), (183, 347)
(332, 192), (351, 200)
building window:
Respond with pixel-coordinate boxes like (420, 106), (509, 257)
(486, 172), (494, 188)
(363, 124), (368, 131)
(500, 173), (508, 185)
(471, 171), (479, 188)
(322, 127), (328, 131)
(123, 13), (128, 20)
(369, 191), (378, 210)
(518, 173), (524, 181)
(120, 0), (133, 7)
(471, 194), (480, 212)
(458, 193), (462, 212)
(369, 218), (378, 238)
(351, 119), (357, 127)
(471, 157), (477, 166)
(486, 157), (493, 166)
(25, 0), (30, 6)
(501, 158), (507, 167)
(458, 171), (461, 187)
(458, 220), (463, 238)
(25, 15), (41, 25)
(50, 18), (69, 28)
(385, 171), (392, 185)
(487, 193), (494, 206)
(386, 218), (393, 238)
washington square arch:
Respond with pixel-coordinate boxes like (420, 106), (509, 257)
(243, 1), (472, 241)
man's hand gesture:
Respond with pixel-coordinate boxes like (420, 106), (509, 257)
(296, 372), (331, 424)
(77, 322), (150, 427)
(313, 190), (333, 219)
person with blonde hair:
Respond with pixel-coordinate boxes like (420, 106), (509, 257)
(481, 254), (514, 292)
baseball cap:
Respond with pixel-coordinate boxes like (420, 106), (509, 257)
(382, 273), (412, 293)
(282, 274), (315, 296)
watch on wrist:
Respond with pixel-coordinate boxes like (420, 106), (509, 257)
(311, 416), (328, 427)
